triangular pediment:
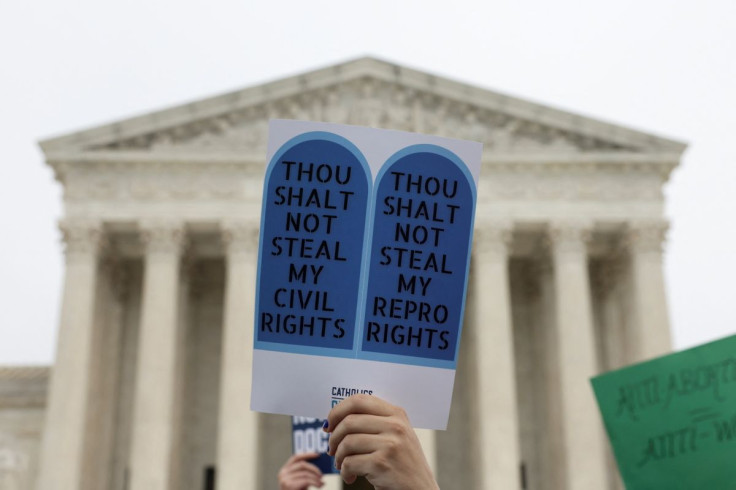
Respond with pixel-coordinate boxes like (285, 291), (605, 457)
(39, 57), (686, 158)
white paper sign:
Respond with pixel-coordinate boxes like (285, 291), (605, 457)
(251, 120), (481, 429)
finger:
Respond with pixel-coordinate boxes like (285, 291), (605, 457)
(287, 451), (321, 464)
(282, 452), (322, 475)
(326, 394), (396, 434)
(281, 474), (324, 490)
(339, 453), (376, 485)
(282, 460), (323, 479)
(281, 451), (320, 476)
(327, 413), (385, 456)
(333, 433), (384, 469)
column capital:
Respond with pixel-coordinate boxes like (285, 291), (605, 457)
(548, 221), (592, 256)
(473, 220), (513, 257)
(59, 219), (104, 259)
(627, 220), (669, 254)
(139, 220), (185, 256)
(221, 220), (260, 255)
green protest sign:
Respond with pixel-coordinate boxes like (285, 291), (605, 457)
(591, 335), (736, 490)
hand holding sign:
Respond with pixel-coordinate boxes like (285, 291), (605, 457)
(591, 334), (736, 489)
(291, 416), (338, 475)
(278, 452), (324, 490)
(325, 394), (439, 490)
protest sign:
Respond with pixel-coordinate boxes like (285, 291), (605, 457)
(251, 120), (481, 429)
(291, 416), (338, 475)
(591, 334), (736, 490)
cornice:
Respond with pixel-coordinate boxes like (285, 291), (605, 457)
(482, 152), (680, 178)
(46, 153), (264, 186)
(46, 150), (678, 177)
(45, 150), (263, 169)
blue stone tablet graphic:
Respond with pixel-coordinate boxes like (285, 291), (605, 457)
(360, 147), (475, 364)
(257, 135), (370, 351)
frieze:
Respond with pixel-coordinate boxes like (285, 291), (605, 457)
(59, 163), (261, 202)
(57, 165), (665, 203)
(478, 173), (664, 202)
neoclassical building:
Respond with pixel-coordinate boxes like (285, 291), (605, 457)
(0, 57), (685, 490)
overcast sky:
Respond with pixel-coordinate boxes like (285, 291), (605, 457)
(1, 0), (734, 364)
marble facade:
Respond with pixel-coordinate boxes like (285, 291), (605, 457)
(0, 57), (685, 489)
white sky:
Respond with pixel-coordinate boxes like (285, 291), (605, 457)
(0, 0), (734, 364)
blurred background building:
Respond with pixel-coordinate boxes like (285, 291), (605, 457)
(0, 57), (685, 490)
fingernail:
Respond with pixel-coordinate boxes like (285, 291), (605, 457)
(322, 419), (329, 430)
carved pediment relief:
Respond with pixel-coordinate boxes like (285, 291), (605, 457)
(94, 77), (633, 155)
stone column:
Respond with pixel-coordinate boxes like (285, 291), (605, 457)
(414, 429), (437, 477)
(216, 221), (260, 490)
(627, 221), (672, 361)
(322, 475), (342, 490)
(471, 223), (520, 489)
(548, 223), (607, 490)
(129, 222), (185, 490)
(82, 257), (125, 490)
(37, 220), (103, 490)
